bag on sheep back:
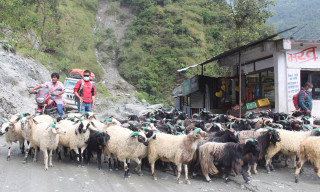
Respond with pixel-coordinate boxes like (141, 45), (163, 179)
(293, 90), (306, 110)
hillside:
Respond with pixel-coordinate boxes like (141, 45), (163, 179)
(267, 0), (320, 39)
(0, 0), (275, 107)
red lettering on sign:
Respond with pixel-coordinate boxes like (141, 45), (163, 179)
(287, 46), (318, 64)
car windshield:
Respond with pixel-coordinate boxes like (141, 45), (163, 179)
(64, 79), (78, 89)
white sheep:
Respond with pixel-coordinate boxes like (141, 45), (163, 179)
(295, 134), (320, 183)
(265, 128), (320, 173)
(29, 122), (66, 170)
(148, 128), (206, 184)
(20, 114), (54, 163)
(66, 112), (96, 120)
(104, 125), (149, 178)
(57, 119), (92, 167)
(0, 114), (25, 160)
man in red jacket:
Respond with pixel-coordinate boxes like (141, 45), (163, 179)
(74, 70), (96, 114)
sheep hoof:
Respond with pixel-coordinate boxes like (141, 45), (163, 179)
(177, 179), (182, 184)
(44, 167), (48, 171)
(137, 172), (143, 176)
(207, 179), (212, 183)
(109, 168), (113, 171)
(225, 178), (230, 183)
(7, 156), (10, 161)
(246, 180), (251, 184)
(185, 179), (191, 184)
(153, 177), (157, 181)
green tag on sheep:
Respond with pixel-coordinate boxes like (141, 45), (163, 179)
(193, 128), (201, 134)
(49, 124), (56, 129)
(167, 123), (174, 130)
(280, 120), (288, 123)
(79, 118), (85, 122)
(177, 132), (183, 135)
(313, 128), (319, 132)
(130, 132), (140, 136)
(193, 114), (199, 117)
(105, 118), (112, 122)
(18, 115), (24, 119)
(179, 126), (185, 130)
(84, 112), (88, 115)
(144, 122), (150, 125)
(97, 130), (103, 133)
(142, 126), (147, 130)
(247, 138), (255, 143)
(130, 123), (137, 127)
(303, 125), (312, 130)
(265, 127), (274, 131)
(177, 121), (182, 125)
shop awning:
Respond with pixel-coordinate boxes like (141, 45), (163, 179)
(177, 26), (296, 73)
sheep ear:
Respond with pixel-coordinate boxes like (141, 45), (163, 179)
(90, 121), (97, 128)
(78, 122), (83, 134)
(33, 119), (39, 124)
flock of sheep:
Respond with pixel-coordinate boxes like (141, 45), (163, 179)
(1, 109), (320, 184)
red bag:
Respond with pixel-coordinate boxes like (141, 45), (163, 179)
(70, 69), (95, 81)
(293, 90), (306, 110)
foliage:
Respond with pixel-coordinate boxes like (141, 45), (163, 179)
(96, 82), (111, 98)
(267, 0), (320, 39)
(0, 0), (103, 81)
(117, 0), (275, 104)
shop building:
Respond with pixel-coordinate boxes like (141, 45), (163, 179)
(177, 37), (320, 118)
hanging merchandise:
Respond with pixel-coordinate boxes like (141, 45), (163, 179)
(215, 90), (223, 98)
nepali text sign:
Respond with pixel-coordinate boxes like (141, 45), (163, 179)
(286, 46), (320, 68)
(287, 69), (300, 111)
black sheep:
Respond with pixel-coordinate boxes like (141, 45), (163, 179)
(86, 129), (110, 170)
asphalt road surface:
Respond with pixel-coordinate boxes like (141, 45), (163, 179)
(0, 137), (319, 192)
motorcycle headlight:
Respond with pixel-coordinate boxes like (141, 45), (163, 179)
(36, 97), (45, 103)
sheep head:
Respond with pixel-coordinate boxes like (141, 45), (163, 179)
(20, 115), (38, 130)
(130, 132), (148, 146)
(191, 128), (206, 140)
(48, 124), (66, 135)
(245, 138), (260, 156)
(0, 121), (14, 135)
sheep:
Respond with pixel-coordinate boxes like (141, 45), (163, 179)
(20, 114), (55, 163)
(0, 114), (25, 160)
(295, 135), (320, 183)
(239, 128), (281, 176)
(148, 128), (206, 184)
(57, 119), (92, 167)
(86, 129), (110, 170)
(28, 122), (66, 170)
(199, 139), (260, 183)
(66, 112), (96, 120)
(265, 128), (320, 173)
(103, 125), (149, 178)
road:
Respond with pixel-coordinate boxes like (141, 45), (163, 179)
(0, 137), (318, 192)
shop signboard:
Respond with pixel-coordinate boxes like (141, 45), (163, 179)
(287, 69), (300, 111)
(286, 46), (320, 68)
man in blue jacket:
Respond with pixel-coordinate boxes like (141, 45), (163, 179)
(298, 81), (313, 115)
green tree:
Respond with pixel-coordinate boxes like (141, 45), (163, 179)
(224, 0), (276, 48)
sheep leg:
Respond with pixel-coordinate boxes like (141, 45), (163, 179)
(114, 157), (119, 170)
(7, 142), (12, 161)
(75, 149), (80, 167)
(316, 161), (320, 178)
(127, 159), (131, 177)
(123, 159), (129, 179)
(176, 163), (183, 184)
(43, 149), (48, 170)
(58, 146), (62, 161)
(49, 150), (53, 167)
(97, 150), (102, 170)
(236, 162), (250, 183)
(33, 147), (38, 162)
(150, 161), (157, 180)
(108, 157), (113, 171)
(23, 142), (32, 163)
(20, 140), (25, 154)
(224, 167), (232, 183)
(184, 164), (190, 184)
(247, 164), (252, 177)
(134, 158), (143, 176)
(292, 155), (297, 168)
(80, 147), (85, 167)
(295, 159), (306, 183)
(253, 162), (258, 174)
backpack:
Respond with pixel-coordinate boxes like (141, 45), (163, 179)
(293, 90), (306, 110)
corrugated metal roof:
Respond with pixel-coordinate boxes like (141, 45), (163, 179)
(177, 26), (296, 72)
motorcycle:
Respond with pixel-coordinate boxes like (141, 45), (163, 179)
(28, 87), (63, 117)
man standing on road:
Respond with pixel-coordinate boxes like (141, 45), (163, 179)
(74, 70), (96, 114)
(29, 72), (65, 117)
(298, 81), (313, 116)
